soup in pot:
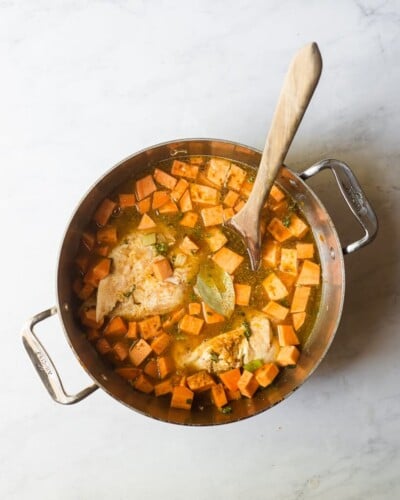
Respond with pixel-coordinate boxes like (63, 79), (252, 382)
(73, 156), (321, 413)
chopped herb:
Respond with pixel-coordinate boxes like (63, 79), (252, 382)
(280, 298), (290, 308)
(248, 176), (255, 183)
(288, 200), (298, 212)
(123, 285), (136, 298)
(154, 242), (169, 255)
(210, 351), (219, 363)
(186, 398), (193, 404)
(244, 359), (263, 372)
(219, 405), (232, 414)
(282, 215), (291, 227)
(243, 320), (252, 340)
(190, 291), (197, 301)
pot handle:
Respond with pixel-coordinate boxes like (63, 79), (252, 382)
(21, 307), (99, 404)
(299, 159), (378, 254)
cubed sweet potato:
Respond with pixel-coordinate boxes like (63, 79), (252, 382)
(188, 302), (201, 315)
(223, 207), (235, 221)
(287, 214), (309, 238)
(277, 324), (300, 346)
(125, 321), (138, 339)
(157, 356), (174, 379)
(138, 315), (161, 339)
(137, 213), (156, 230)
(171, 160), (198, 180)
(170, 386), (194, 410)
(129, 339), (152, 366)
(237, 370), (259, 398)
(267, 218), (293, 242)
(204, 227), (227, 252)
(269, 185), (286, 203)
(297, 260), (320, 285)
(119, 193), (136, 208)
(279, 248), (298, 275)
(234, 283), (252, 306)
(262, 301), (289, 322)
(262, 239), (281, 268)
(212, 246), (244, 274)
(290, 286), (311, 313)
(154, 168), (177, 190)
(152, 258), (173, 281)
(202, 302), (225, 324)
(134, 373), (154, 393)
(136, 197), (152, 214)
(206, 158), (231, 187)
(292, 312), (306, 331)
(170, 178), (189, 202)
(144, 358), (159, 379)
(211, 383), (228, 408)
(262, 272), (288, 301)
(223, 190), (240, 207)
(158, 199), (179, 214)
(201, 205), (224, 226)
(83, 258), (111, 287)
(179, 190), (193, 212)
(103, 316), (128, 338)
(187, 371), (216, 392)
(97, 226), (117, 245)
(254, 363), (279, 387)
(179, 236), (199, 255)
(112, 341), (129, 362)
(296, 243), (314, 259)
(81, 308), (104, 329)
(277, 346), (300, 366)
(226, 164), (246, 191)
(179, 211), (199, 228)
(96, 338), (111, 355)
(135, 174), (157, 201)
(179, 314), (204, 335)
(219, 368), (241, 392)
(190, 183), (219, 206)
(152, 190), (170, 210)
(150, 332), (172, 355)
(94, 198), (116, 226)
(115, 367), (141, 380)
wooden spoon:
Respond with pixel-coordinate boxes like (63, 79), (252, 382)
(227, 42), (323, 270)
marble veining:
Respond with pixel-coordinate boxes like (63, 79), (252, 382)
(1, 1), (399, 499)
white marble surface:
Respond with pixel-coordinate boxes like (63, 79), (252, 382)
(1, 1), (399, 499)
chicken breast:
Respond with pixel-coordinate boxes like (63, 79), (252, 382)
(95, 230), (198, 322)
(180, 311), (277, 373)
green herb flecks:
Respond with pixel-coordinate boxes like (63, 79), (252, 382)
(123, 285), (136, 298)
(243, 359), (263, 372)
(282, 214), (291, 228)
(210, 351), (219, 363)
(219, 405), (233, 414)
(243, 320), (252, 340)
(154, 242), (169, 256)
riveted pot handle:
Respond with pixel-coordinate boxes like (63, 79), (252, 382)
(21, 307), (98, 404)
(299, 159), (378, 254)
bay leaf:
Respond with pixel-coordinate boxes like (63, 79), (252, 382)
(195, 260), (235, 318)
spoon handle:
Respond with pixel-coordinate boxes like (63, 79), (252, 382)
(229, 42), (322, 269)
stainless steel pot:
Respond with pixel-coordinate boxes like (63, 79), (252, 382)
(21, 139), (378, 425)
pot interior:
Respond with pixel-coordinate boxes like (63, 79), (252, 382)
(57, 139), (344, 425)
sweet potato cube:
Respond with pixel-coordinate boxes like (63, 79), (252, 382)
(135, 174), (157, 201)
(81, 308), (104, 329)
(158, 199), (179, 214)
(115, 367), (141, 380)
(188, 302), (201, 315)
(119, 193), (136, 208)
(125, 321), (138, 339)
(269, 185), (286, 203)
(262, 272), (288, 301)
(277, 345), (300, 366)
(204, 227), (227, 252)
(219, 368), (241, 392)
(129, 339), (152, 366)
(227, 164), (246, 191)
(138, 315), (161, 339)
(226, 388), (242, 401)
(234, 283), (251, 306)
(144, 358), (159, 378)
(223, 208), (235, 221)
(233, 199), (245, 213)
(94, 198), (116, 226)
(262, 301), (289, 322)
(137, 213), (156, 230)
(95, 338), (111, 355)
(270, 199), (289, 217)
(190, 183), (219, 206)
(212, 246), (244, 274)
(170, 386), (194, 410)
(201, 205), (224, 226)
(104, 316), (127, 338)
(154, 378), (175, 397)
(288, 214), (309, 238)
(238, 370), (260, 398)
(240, 180), (253, 199)
(279, 248), (298, 275)
(94, 245), (110, 257)
(211, 383), (228, 408)
(152, 258), (173, 281)
(154, 168), (177, 190)
(179, 314), (204, 335)
(86, 328), (100, 342)
(162, 307), (186, 329)
(277, 324), (300, 346)
(134, 373), (154, 393)
(97, 226), (117, 245)
(180, 211), (198, 228)
(83, 258), (111, 287)
(262, 239), (281, 268)
(157, 356), (174, 379)
(78, 283), (95, 301)
(291, 286), (311, 313)
(223, 189), (240, 207)
(255, 363), (279, 387)
(206, 158), (231, 187)
(75, 252), (90, 273)
(297, 260), (320, 285)
(150, 332), (172, 355)
(171, 160), (198, 180)
(202, 302), (225, 324)
(296, 243), (314, 260)
(170, 178), (189, 202)
(267, 218), (293, 242)
(179, 236), (199, 255)
(136, 197), (152, 214)
(179, 190), (193, 212)
(277, 271), (297, 293)
(152, 190), (170, 210)
(82, 231), (96, 251)
(292, 312), (306, 331)
(113, 341), (129, 362)
(187, 371), (216, 392)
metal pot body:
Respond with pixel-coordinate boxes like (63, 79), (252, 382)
(22, 139), (378, 425)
